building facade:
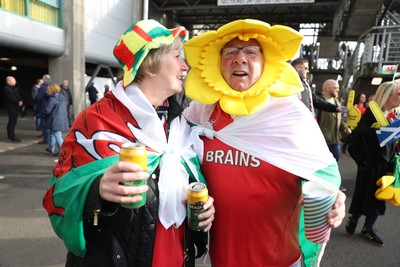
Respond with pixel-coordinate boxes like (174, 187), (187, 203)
(0, 0), (147, 116)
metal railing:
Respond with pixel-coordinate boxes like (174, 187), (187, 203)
(341, 20), (400, 92)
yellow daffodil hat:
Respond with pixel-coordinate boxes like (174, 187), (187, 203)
(183, 19), (304, 116)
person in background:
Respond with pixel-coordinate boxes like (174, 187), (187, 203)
(355, 93), (367, 116)
(60, 79), (73, 127)
(366, 94), (374, 108)
(292, 58), (344, 115)
(316, 79), (352, 163)
(3, 76), (23, 142)
(43, 19), (215, 267)
(345, 80), (400, 247)
(31, 78), (43, 130)
(35, 74), (52, 144)
(103, 84), (110, 95)
(87, 82), (98, 105)
(41, 83), (69, 156)
(294, 60), (348, 192)
(183, 19), (345, 267)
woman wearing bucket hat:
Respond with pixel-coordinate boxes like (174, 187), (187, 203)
(183, 19), (346, 267)
(43, 19), (214, 267)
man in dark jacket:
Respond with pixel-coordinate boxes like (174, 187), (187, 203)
(87, 82), (98, 105)
(31, 78), (43, 130)
(292, 58), (348, 192)
(35, 74), (52, 144)
(292, 58), (344, 114)
(3, 76), (23, 142)
(60, 79), (73, 126)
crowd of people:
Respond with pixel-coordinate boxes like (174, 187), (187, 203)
(31, 74), (71, 156)
(2, 17), (399, 267)
(2, 74), (109, 150)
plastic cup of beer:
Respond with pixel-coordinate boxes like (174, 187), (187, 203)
(119, 142), (147, 208)
(302, 180), (338, 243)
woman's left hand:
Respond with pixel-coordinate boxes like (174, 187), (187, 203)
(197, 196), (215, 232)
(327, 190), (346, 228)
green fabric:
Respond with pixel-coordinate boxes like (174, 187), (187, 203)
(299, 163), (341, 266)
(182, 155), (207, 185)
(316, 98), (343, 144)
(49, 155), (120, 256)
(299, 208), (322, 267)
(48, 153), (203, 256)
(314, 162), (341, 188)
(300, 163), (340, 267)
(393, 154), (400, 188)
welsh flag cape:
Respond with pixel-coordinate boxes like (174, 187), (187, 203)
(43, 82), (205, 256)
(183, 95), (341, 267)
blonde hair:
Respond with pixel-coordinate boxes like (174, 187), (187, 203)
(373, 80), (400, 110)
(134, 38), (183, 83)
(46, 83), (61, 95)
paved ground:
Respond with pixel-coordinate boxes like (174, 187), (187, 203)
(0, 110), (399, 266)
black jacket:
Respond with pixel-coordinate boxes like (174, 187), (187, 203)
(3, 84), (23, 114)
(299, 80), (338, 112)
(313, 92), (338, 112)
(65, 96), (208, 267)
(348, 108), (396, 216)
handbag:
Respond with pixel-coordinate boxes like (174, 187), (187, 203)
(375, 153), (400, 206)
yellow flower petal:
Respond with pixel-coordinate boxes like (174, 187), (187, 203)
(185, 69), (222, 104)
(376, 175), (395, 189)
(219, 92), (270, 116)
(392, 187), (400, 206)
(375, 186), (394, 200)
(376, 186), (400, 206)
(183, 19), (304, 116)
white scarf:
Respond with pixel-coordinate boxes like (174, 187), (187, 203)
(183, 95), (340, 189)
(113, 82), (199, 229)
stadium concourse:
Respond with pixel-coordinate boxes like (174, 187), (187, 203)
(0, 109), (399, 266)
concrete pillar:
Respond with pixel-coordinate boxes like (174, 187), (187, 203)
(49, 0), (85, 122)
(133, 0), (144, 20)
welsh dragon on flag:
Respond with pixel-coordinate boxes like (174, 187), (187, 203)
(43, 82), (205, 256)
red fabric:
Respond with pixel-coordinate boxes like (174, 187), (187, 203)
(356, 103), (366, 116)
(113, 39), (135, 70)
(152, 220), (185, 267)
(53, 93), (141, 178)
(49, 92), (187, 264)
(202, 104), (302, 267)
(388, 111), (396, 122)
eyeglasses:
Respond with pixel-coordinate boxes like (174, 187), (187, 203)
(221, 46), (262, 59)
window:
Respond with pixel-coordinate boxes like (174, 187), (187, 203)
(0, 0), (61, 27)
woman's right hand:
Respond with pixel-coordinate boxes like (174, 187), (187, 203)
(99, 162), (149, 205)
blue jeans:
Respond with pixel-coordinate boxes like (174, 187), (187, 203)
(49, 130), (63, 153)
(43, 128), (50, 143)
(35, 117), (41, 130)
(328, 143), (340, 162)
(350, 213), (378, 230)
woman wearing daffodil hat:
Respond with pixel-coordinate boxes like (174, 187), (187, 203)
(183, 19), (346, 267)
